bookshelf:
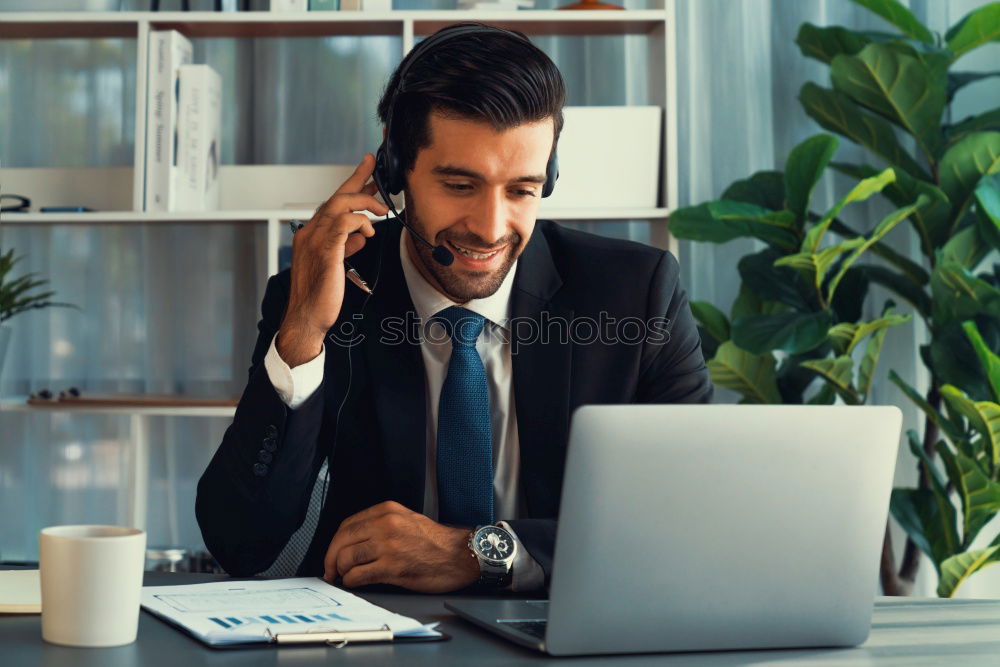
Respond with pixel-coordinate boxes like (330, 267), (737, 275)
(0, 4), (679, 408)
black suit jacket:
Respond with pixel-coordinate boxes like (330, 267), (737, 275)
(196, 219), (713, 583)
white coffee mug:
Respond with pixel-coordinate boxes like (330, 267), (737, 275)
(39, 525), (146, 647)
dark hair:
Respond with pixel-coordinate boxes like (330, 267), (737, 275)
(376, 23), (567, 178)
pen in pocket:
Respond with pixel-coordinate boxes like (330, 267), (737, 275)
(289, 220), (373, 295)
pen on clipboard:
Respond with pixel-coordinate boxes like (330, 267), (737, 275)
(289, 220), (373, 295)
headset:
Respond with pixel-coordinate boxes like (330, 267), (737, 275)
(372, 23), (561, 267)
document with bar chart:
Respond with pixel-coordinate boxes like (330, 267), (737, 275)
(141, 578), (442, 647)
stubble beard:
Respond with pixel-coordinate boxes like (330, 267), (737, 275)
(403, 193), (522, 303)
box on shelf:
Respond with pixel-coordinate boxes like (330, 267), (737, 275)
(542, 106), (663, 211)
(271, 0), (308, 10)
(309, 0), (339, 8)
(144, 30), (193, 213)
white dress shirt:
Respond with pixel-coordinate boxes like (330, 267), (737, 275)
(263, 230), (544, 590)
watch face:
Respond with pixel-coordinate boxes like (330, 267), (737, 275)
(474, 526), (514, 564)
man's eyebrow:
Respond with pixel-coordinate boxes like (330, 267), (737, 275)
(431, 165), (548, 185)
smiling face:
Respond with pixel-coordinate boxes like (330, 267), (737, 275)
(401, 111), (555, 303)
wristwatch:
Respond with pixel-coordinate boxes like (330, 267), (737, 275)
(468, 523), (517, 588)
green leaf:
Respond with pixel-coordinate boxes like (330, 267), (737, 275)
(858, 324), (889, 397)
(690, 301), (730, 344)
(799, 83), (930, 180)
(942, 223), (990, 270)
(940, 385), (1000, 468)
(808, 383), (838, 404)
(850, 0), (935, 43)
(668, 201), (799, 250)
(830, 161), (951, 256)
(777, 239), (866, 299)
(930, 261), (1000, 322)
(826, 195), (930, 302)
(830, 43), (947, 160)
(946, 3), (1000, 61)
(785, 134), (839, 222)
(800, 356), (860, 404)
(853, 263), (931, 317)
(738, 248), (811, 310)
(905, 433), (960, 562)
(939, 132), (1000, 234)
(706, 341), (782, 404)
(963, 320), (1000, 403)
(829, 266), (871, 323)
(888, 370), (963, 442)
(722, 170), (786, 211)
(796, 23), (872, 64)
(732, 309), (834, 356)
(936, 443), (995, 548)
(937, 546), (1000, 597)
(804, 167), (897, 253)
(828, 309), (911, 355)
(930, 321), (997, 403)
(890, 488), (956, 570)
(906, 431), (949, 505)
(976, 176), (1000, 250)
(948, 109), (1000, 143)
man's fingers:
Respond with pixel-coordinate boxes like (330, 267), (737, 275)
(340, 561), (392, 589)
(315, 193), (388, 221)
(344, 232), (369, 258)
(336, 540), (378, 578)
(333, 153), (377, 197)
(323, 502), (407, 581)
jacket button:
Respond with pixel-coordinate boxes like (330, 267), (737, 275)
(265, 424), (278, 438)
(262, 437), (277, 452)
(258, 449), (273, 464)
(252, 462), (268, 477)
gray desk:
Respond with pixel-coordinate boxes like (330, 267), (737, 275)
(3, 572), (1000, 666)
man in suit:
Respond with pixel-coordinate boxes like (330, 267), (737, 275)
(196, 23), (712, 593)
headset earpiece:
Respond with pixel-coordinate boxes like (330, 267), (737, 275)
(542, 152), (559, 198)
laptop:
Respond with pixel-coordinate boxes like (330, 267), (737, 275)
(446, 404), (902, 656)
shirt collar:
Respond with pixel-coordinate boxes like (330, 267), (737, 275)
(399, 229), (515, 330)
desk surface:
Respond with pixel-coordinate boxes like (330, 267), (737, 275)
(3, 572), (1000, 666)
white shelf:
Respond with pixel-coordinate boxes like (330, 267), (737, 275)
(0, 10), (668, 39)
(0, 207), (671, 225)
(0, 398), (236, 418)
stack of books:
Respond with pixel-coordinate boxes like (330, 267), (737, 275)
(144, 31), (222, 213)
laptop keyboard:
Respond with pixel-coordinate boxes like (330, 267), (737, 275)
(504, 620), (547, 639)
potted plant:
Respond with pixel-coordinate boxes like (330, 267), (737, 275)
(671, 0), (1000, 597)
(794, 0), (1000, 596)
(0, 248), (75, 381)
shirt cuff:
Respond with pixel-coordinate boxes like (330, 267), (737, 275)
(263, 331), (325, 409)
(498, 520), (546, 592)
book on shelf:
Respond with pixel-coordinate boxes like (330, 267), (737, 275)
(176, 64), (223, 212)
(144, 30), (193, 213)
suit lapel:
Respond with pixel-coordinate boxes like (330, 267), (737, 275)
(511, 225), (573, 518)
(360, 224), (427, 512)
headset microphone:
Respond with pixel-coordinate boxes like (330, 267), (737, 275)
(371, 168), (455, 266)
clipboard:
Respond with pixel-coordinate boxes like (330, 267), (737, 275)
(140, 578), (448, 649)
(145, 611), (450, 649)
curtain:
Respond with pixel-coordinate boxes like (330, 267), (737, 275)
(1, 0), (998, 596)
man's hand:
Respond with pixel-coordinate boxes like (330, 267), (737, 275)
(277, 153), (389, 367)
(323, 501), (481, 593)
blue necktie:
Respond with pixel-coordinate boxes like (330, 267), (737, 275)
(435, 306), (494, 527)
